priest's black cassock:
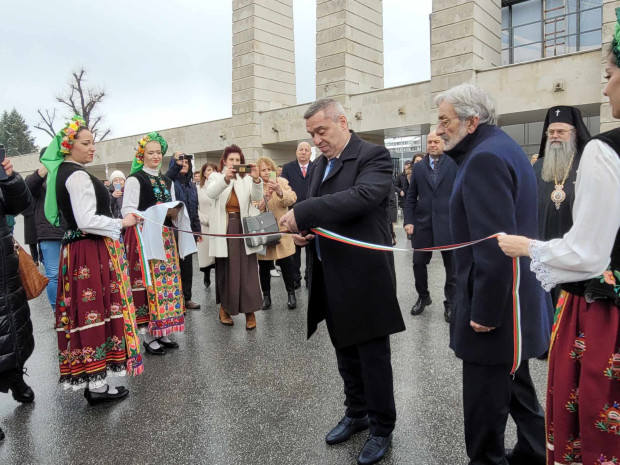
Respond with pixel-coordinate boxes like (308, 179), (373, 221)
(534, 106), (591, 242)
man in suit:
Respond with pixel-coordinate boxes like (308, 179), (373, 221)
(436, 84), (551, 465)
(280, 141), (314, 288)
(404, 131), (457, 323)
(280, 98), (405, 465)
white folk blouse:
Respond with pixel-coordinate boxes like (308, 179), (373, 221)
(121, 166), (176, 218)
(529, 139), (620, 291)
(65, 162), (122, 240)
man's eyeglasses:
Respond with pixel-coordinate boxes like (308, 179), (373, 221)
(437, 116), (460, 129)
(546, 129), (574, 137)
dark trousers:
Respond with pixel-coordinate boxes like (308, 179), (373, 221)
(334, 336), (396, 437)
(28, 244), (39, 264)
(413, 250), (455, 306)
(292, 245), (312, 285)
(258, 255), (296, 293)
(463, 360), (545, 465)
(180, 254), (194, 301)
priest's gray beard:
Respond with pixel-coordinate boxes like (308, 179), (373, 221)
(541, 136), (577, 183)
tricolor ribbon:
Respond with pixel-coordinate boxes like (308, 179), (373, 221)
(133, 224), (153, 287)
(130, 214), (523, 375)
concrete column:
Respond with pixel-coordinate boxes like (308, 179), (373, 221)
(600, 0), (620, 132)
(430, 0), (501, 109)
(315, 0), (385, 101)
(232, 0), (297, 159)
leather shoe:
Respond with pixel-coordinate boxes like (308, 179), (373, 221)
(293, 281), (301, 290)
(157, 337), (179, 349)
(262, 293), (271, 310)
(357, 433), (393, 465)
(0, 426), (4, 440)
(185, 300), (201, 310)
(444, 305), (452, 323)
(325, 415), (369, 445)
(287, 291), (297, 309)
(410, 296), (432, 315)
(219, 307), (234, 326)
(10, 372), (35, 403)
(505, 448), (545, 465)
(84, 385), (129, 406)
(143, 340), (166, 355)
(245, 312), (256, 330)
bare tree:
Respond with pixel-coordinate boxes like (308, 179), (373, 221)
(35, 67), (111, 141)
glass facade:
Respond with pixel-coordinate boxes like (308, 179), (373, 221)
(502, 0), (602, 65)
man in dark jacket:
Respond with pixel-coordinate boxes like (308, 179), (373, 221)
(404, 131), (457, 322)
(280, 99), (405, 465)
(280, 141), (314, 288)
(167, 153), (202, 309)
(25, 148), (67, 310)
(436, 84), (551, 465)
(0, 157), (36, 440)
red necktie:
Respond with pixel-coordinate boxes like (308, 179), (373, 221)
(302, 165), (306, 178)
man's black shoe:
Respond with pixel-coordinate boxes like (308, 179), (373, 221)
(410, 296), (432, 315)
(10, 372), (35, 403)
(357, 433), (393, 465)
(444, 305), (452, 323)
(505, 448), (545, 465)
(84, 386), (129, 406)
(293, 281), (301, 290)
(0, 426), (4, 440)
(287, 291), (296, 309)
(325, 415), (369, 445)
(262, 293), (271, 310)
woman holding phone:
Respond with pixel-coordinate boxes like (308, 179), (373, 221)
(254, 156), (297, 310)
(206, 144), (263, 329)
(108, 170), (126, 219)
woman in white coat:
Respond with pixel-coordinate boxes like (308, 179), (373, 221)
(206, 145), (263, 330)
(197, 162), (218, 288)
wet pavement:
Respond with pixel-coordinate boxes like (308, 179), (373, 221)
(0, 226), (548, 464)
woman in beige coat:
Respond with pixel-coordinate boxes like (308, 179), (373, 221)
(206, 145), (263, 330)
(197, 162), (218, 288)
(255, 156), (297, 310)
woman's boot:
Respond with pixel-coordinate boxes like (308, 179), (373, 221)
(245, 312), (256, 330)
(287, 291), (297, 310)
(219, 307), (233, 326)
(262, 292), (271, 310)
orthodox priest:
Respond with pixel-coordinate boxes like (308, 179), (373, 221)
(534, 106), (591, 303)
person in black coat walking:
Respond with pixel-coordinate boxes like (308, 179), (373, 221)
(166, 153), (202, 310)
(404, 131), (457, 322)
(437, 84), (552, 465)
(280, 141), (314, 288)
(280, 99), (405, 465)
(0, 157), (36, 440)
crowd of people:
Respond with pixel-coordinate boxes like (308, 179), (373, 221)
(1, 14), (620, 465)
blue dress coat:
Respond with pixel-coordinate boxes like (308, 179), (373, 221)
(446, 124), (552, 365)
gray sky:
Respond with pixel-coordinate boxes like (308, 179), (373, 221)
(1, 0), (432, 148)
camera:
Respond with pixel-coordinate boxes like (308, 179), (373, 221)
(178, 153), (194, 161)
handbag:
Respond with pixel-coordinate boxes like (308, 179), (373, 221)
(242, 196), (282, 248)
(14, 240), (49, 300)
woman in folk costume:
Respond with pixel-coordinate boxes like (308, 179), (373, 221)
(41, 116), (142, 405)
(206, 144), (263, 330)
(121, 132), (185, 355)
(498, 10), (620, 463)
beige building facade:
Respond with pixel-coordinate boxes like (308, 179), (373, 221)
(12, 0), (620, 178)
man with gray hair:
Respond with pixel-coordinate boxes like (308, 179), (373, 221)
(280, 98), (405, 465)
(436, 84), (551, 465)
(534, 106), (591, 306)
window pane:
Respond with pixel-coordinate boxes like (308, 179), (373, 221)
(528, 122), (544, 145)
(579, 30), (602, 50)
(503, 124), (525, 145)
(502, 49), (510, 66)
(514, 23), (542, 46)
(512, 0), (542, 27)
(580, 7), (602, 33)
(514, 42), (542, 63)
(502, 6), (510, 29)
(502, 29), (510, 49)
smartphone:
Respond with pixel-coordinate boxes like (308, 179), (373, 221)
(178, 153), (194, 160)
(0, 145), (7, 181)
(114, 183), (122, 191)
(269, 171), (277, 182)
(232, 164), (253, 173)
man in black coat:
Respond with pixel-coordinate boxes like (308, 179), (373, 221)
(404, 131), (457, 322)
(436, 84), (552, 465)
(166, 153), (202, 309)
(280, 141), (314, 288)
(280, 98), (405, 465)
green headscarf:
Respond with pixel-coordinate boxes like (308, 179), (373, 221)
(612, 8), (620, 68)
(41, 115), (87, 226)
(130, 132), (168, 174)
